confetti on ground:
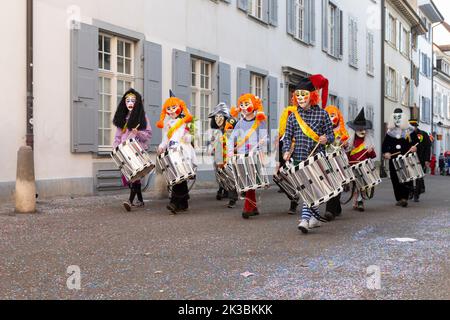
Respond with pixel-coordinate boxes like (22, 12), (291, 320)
(388, 238), (418, 243)
(240, 272), (255, 278)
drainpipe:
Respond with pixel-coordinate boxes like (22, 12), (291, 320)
(431, 22), (443, 157)
(380, 0), (387, 177)
(26, 0), (34, 148)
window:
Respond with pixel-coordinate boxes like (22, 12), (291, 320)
(348, 99), (358, 120)
(421, 96), (431, 123)
(366, 31), (375, 75)
(328, 94), (338, 107)
(295, 0), (306, 41)
(191, 58), (213, 153)
(251, 74), (264, 99)
(435, 91), (442, 117)
(444, 95), (449, 120)
(385, 65), (398, 101)
(401, 77), (410, 106)
(98, 33), (135, 151)
(399, 25), (410, 58)
(365, 105), (374, 123)
(386, 13), (396, 46)
(249, 0), (263, 20)
(421, 53), (431, 78)
(323, 0), (342, 59)
(348, 16), (358, 68)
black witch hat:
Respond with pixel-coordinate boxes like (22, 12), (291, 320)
(347, 107), (373, 131)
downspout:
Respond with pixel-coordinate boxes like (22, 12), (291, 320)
(380, 0), (386, 176)
(431, 22), (443, 157)
(26, 0), (34, 149)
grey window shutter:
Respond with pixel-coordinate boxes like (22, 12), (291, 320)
(269, 0), (278, 26)
(385, 8), (389, 41)
(71, 23), (99, 153)
(218, 62), (231, 106)
(338, 9), (343, 59)
(322, 0), (328, 52)
(172, 49), (191, 106)
(144, 41), (162, 148)
(237, 0), (248, 12)
(237, 68), (251, 97)
(309, 0), (316, 44)
(304, 0), (311, 43)
(268, 76), (278, 132)
(262, 0), (270, 24)
(287, 0), (295, 36)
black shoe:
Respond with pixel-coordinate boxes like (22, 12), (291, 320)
(357, 201), (365, 212)
(228, 200), (237, 208)
(132, 201), (145, 208)
(167, 203), (178, 214)
(223, 191), (229, 199)
(123, 201), (132, 212)
(324, 212), (335, 222)
(242, 211), (258, 219)
(401, 199), (408, 208)
(216, 193), (223, 201)
(288, 202), (298, 215)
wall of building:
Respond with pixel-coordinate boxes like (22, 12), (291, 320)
(0, 0), (382, 201)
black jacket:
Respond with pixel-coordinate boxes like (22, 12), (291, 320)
(410, 128), (431, 164)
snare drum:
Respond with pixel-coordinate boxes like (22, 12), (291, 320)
(280, 153), (343, 208)
(157, 145), (196, 187)
(326, 149), (356, 186)
(111, 138), (155, 183)
(351, 159), (382, 191)
(215, 164), (236, 192)
(230, 152), (270, 193)
(393, 152), (425, 183)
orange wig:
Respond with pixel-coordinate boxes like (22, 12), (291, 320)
(231, 94), (267, 121)
(325, 105), (349, 142)
(291, 90), (321, 107)
(156, 97), (193, 129)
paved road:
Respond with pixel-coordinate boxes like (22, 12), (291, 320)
(0, 176), (449, 300)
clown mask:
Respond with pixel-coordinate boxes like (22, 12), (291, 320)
(240, 99), (255, 118)
(295, 90), (311, 109)
(393, 112), (403, 128)
(126, 95), (136, 111)
(356, 130), (366, 138)
(166, 105), (181, 119)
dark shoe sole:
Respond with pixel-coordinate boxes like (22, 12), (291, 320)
(298, 226), (309, 234)
(123, 202), (132, 212)
(324, 212), (335, 221)
(167, 204), (178, 214)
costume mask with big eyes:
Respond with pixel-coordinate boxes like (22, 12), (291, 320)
(329, 112), (339, 128)
(240, 99), (255, 117)
(356, 130), (366, 138)
(393, 112), (403, 128)
(126, 95), (136, 111)
(215, 114), (225, 128)
(294, 90), (311, 109)
(166, 105), (181, 119)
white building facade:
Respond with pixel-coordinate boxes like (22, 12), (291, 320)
(0, 0), (382, 201)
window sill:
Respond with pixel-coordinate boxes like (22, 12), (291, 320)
(290, 35), (312, 47)
(385, 96), (398, 103)
(349, 63), (359, 70)
(385, 40), (397, 51)
(247, 14), (270, 27)
(324, 51), (341, 61)
(367, 70), (375, 77)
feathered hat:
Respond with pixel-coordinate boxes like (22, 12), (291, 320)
(297, 74), (329, 108)
(230, 94), (267, 121)
(156, 90), (193, 129)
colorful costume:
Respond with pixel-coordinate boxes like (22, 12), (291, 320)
(382, 108), (414, 208)
(112, 89), (153, 211)
(208, 103), (238, 208)
(281, 75), (335, 234)
(157, 91), (195, 214)
(324, 105), (349, 219)
(227, 94), (267, 219)
(346, 107), (376, 212)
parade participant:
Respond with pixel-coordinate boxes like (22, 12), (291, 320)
(430, 154), (437, 175)
(113, 89), (153, 212)
(208, 102), (238, 208)
(382, 108), (417, 208)
(323, 105), (349, 220)
(156, 91), (195, 214)
(409, 118), (431, 202)
(227, 94), (267, 219)
(282, 75), (335, 234)
(346, 107), (376, 212)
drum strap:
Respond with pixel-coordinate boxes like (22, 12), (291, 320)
(235, 120), (262, 151)
(292, 110), (320, 143)
(350, 143), (366, 156)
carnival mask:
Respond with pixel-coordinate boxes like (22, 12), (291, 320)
(166, 105), (181, 119)
(329, 112), (339, 127)
(126, 95), (136, 111)
(215, 114), (225, 128)
(240, 99), (255, 116)
(393, 112), (403, 128)
(295, 90), (311, 109)
(356, 130), (366, 138)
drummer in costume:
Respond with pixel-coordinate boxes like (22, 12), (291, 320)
(382, 108), (417, 208)
(113, 89), (153, 212)
(282, 75), (335, 234)
(323, 105), (349, 220)
(409, 118), (431, 202)
(346, 107), (376, 212)
(157, 91), (196, 214)
(227, 94), (267, 219)
(208, 103), (239, 208)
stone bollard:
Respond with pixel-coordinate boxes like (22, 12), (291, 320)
(15, 146), (36, 213)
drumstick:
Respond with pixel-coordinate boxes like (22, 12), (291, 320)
(357, 149), (370, 161)
(134, 124), (141, 130)
(404, 143), (419, 157)
(308, 142), (321, 159)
